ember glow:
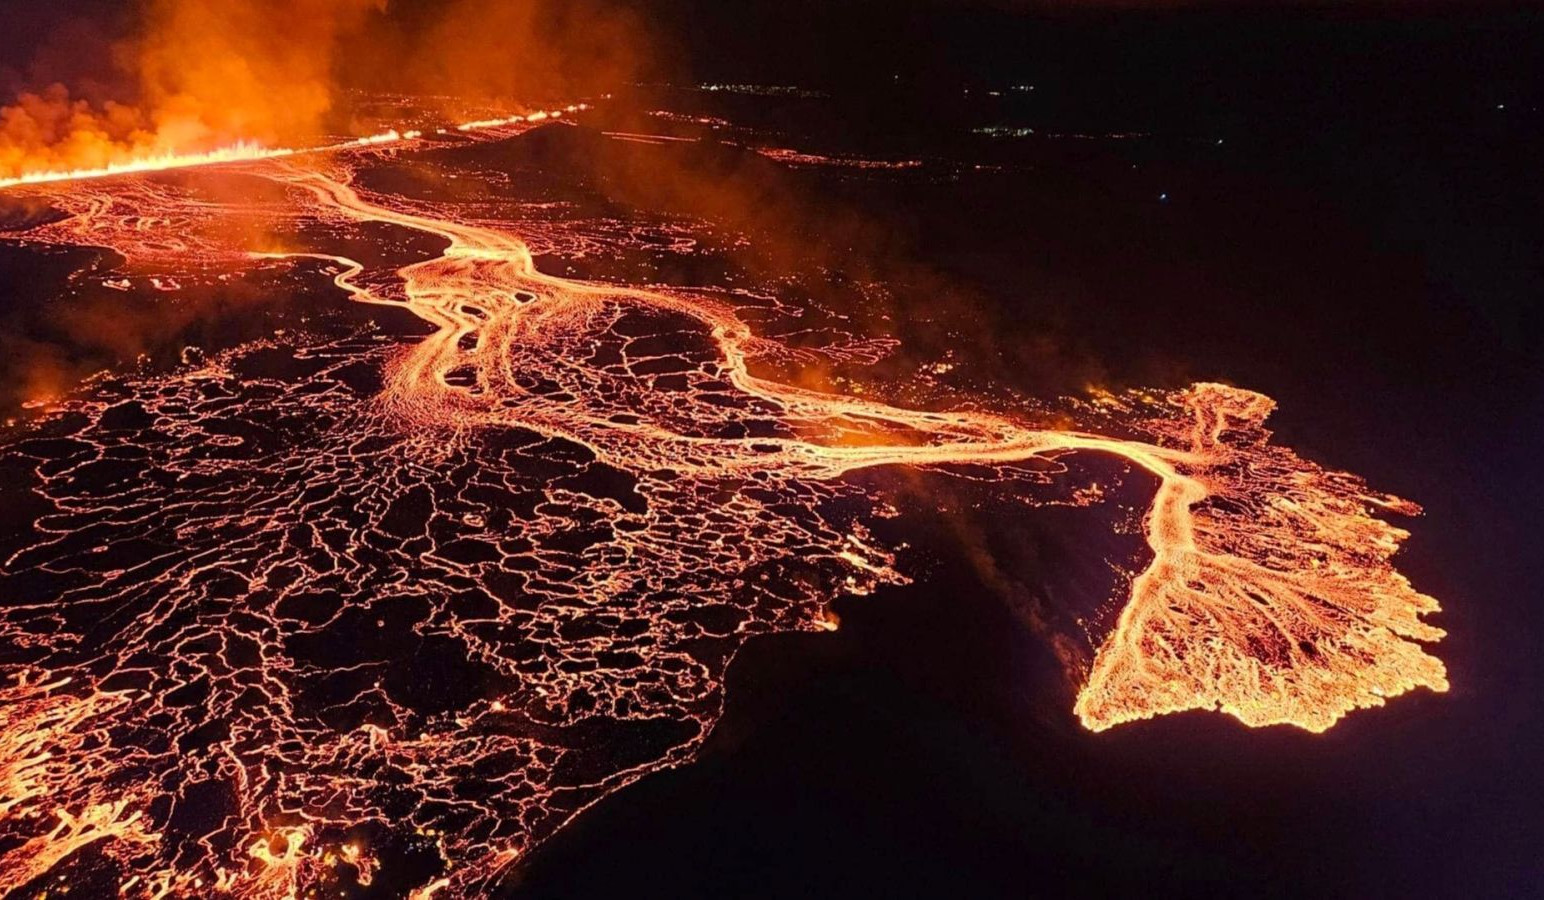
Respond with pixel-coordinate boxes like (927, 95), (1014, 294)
(0, 103), (1446, 898)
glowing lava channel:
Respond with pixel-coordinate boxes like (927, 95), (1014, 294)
(270, 166), (1446, 733)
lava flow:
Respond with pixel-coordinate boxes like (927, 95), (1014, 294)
(0, 112), (1446, 898)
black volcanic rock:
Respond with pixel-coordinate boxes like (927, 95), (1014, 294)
(0, 195), (69, 231)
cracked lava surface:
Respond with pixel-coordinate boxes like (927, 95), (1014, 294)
(0, 113), (1447, 898)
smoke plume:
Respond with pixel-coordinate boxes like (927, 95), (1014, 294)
(0, 0), (654, 179)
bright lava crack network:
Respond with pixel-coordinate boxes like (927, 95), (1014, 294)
(0, 107), (1447, 898)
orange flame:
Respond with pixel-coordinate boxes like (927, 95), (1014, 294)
(0, 107), (585, 190)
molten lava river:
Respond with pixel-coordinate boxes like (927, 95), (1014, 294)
(0, 110), (1447, 898)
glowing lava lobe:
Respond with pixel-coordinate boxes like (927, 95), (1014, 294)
(1072, 384), (1447, 731)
